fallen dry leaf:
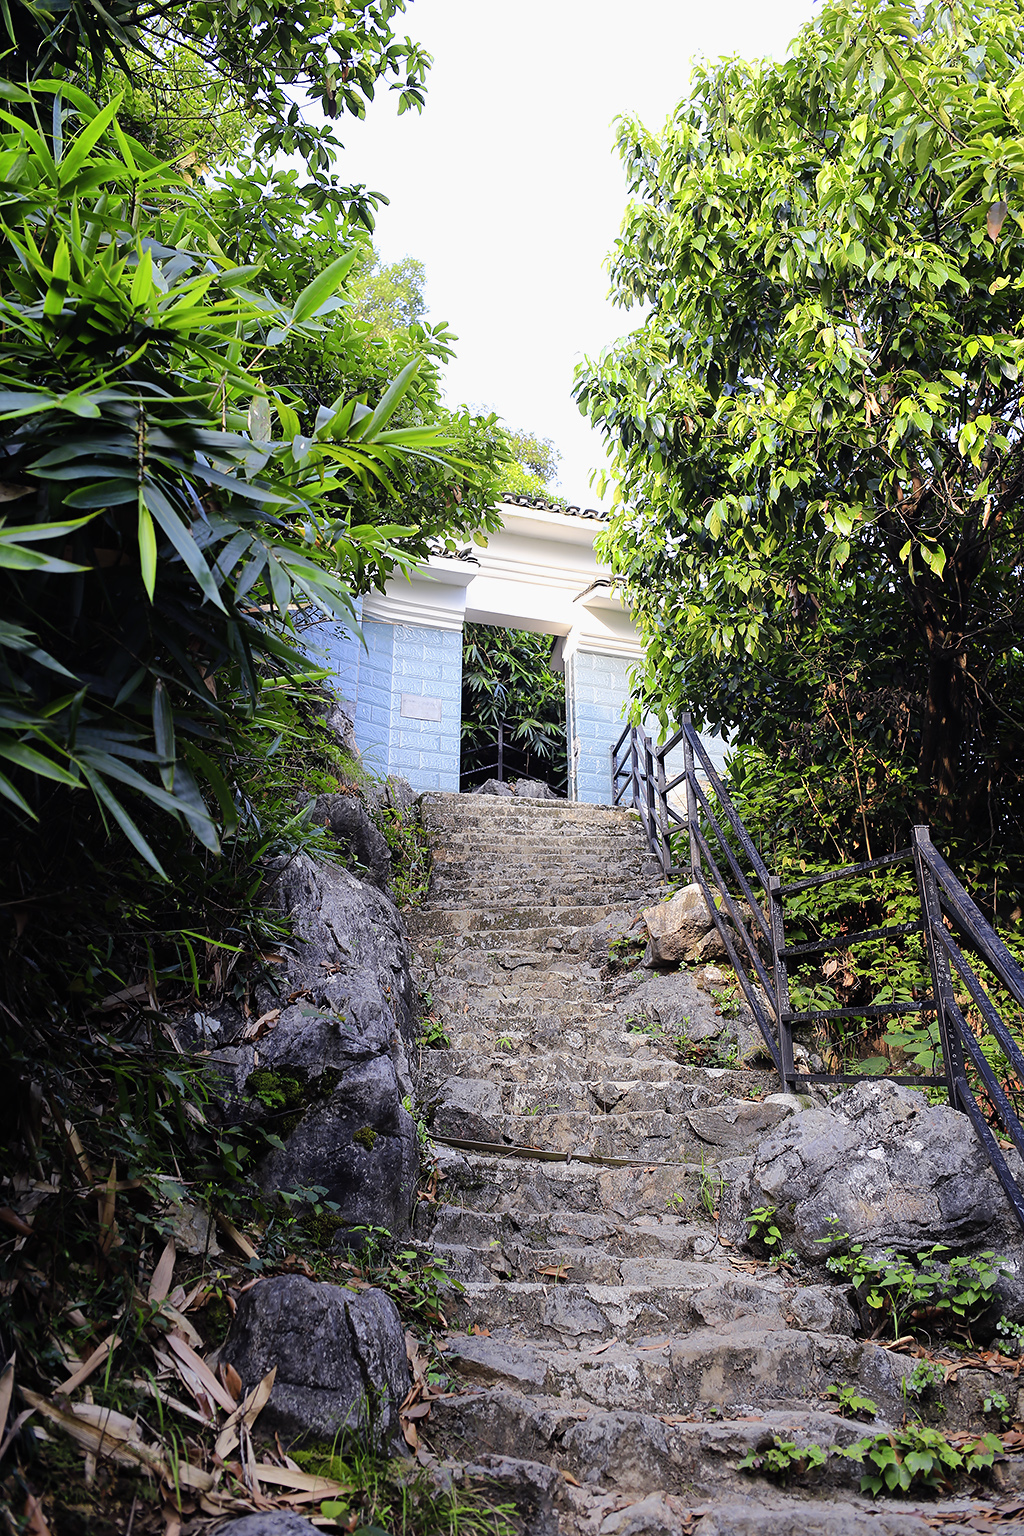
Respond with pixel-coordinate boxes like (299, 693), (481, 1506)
(221, 1361), (243, 1401)
(469, 1324), (490, 1338)
(561, 1469), (581, 1487)
(164, 1334), (237, 1414)
(534, 1264), (569, 1281)
(148, 1239), (176, 1305)
(250, 1464), (349, 1495)
(241, 1009), (280, 1043)
(213, 1210), (259, 1261)
(215, 1367), (277, 1460)
(0, 1208), (33, 1237)
(590, 1338), (618, 1356)
(96, 1162), (118, 1256)
(24, 1493), (51, 1536)
(636, 1340), (670, 1351)
(56, 1334), (120, 1396)
(0, 1351), (15, 1434)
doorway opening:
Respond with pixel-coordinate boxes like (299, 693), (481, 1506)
(459, 622), (567, 796)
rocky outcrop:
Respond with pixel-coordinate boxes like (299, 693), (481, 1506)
(471, 778), (561, 799)
(207, 852), (420, 1240)
(221, 1275), (410, 1448)
(720, 1077), (1024, 1262)
(311, 792), (391, 889)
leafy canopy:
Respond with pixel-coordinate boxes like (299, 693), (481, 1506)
(575, 0), (1024, 848)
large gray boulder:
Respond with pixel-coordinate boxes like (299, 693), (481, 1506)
(641, 885), (714, 965)
(514, 779), (560, 800)
(311, 792), (391, 890)
(216, 1518), (319, 1536)
(721, 1078), (1024, 1261)
(615, 969), (770, 1067)
(471, 778), (514, 797)
(207, 853), (419, 1239)
(221, 1276), (410, 1449)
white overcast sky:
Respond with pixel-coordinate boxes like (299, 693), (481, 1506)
(334, 0), (818, 507)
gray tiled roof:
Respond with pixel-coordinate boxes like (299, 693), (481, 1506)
(500, 492), (608, 522)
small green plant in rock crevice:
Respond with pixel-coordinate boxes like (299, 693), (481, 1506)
(825, 1383), (878, 1421)
(245, 1064), (343, 1138)
(739, 1426), (1003, 1497)
(844, 1425), (1002, 1496)
(820, 1222), (1010, 1344)
(698, 1154), (722, 1218)
(295, 1439), (516, 1535)
(737, 1436), (827, 1484)
(745, 1204), (784, 1256)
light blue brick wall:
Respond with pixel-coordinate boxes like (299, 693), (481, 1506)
(351, 619), (395, 777)
(300, 608), (362, 713)
(567, 650), (633, 805)
(386, 624), (462, 792)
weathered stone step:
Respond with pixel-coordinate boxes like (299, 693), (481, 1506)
(430, 1099), (795, 1161)
(428, 1392), (1024, 1512)
(439, 1266), (855, 1342)
(423, 1203), (715, 1258)
(425, 1074), (780, 1122)
(423, 878), (651, 905)
(409, 904), (619, 936)
(434, 1148), (715, 1220)
(423, 793), (635, 820)
(440, 1322), (914, 1421)
(418, 1052), (774, 1097)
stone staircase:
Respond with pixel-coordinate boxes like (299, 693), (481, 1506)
(408, 793), (1021, 1536)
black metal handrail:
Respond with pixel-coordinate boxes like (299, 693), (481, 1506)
(611, 715), (1024, 1231)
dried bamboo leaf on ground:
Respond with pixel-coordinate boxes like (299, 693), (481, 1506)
(214, 1367), (277, 1460)
(55, 1333), (120, 1396)
(148, 1239), (176, 1303)
(164, 1333), (238, 1413)
(20, 1388), (215, 1491)
(0, 1351), (15, 1435)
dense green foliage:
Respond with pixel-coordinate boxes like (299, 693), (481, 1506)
(460, 623), (567, 793)
(576, 0), (1024, 868)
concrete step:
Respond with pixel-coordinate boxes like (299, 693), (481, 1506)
(433, 1149), (719, 1220)
(417, 1054), (775, 1101)
(423, 1204), (716, 1259)
(424, 1075), (776, 1120)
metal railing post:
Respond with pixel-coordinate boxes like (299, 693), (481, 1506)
(768, 874), (794, 1093)
(655, 739), (671, 874)
(497, 721), (504, 783)
(913, 824), (966, 1109)
(643, 731), (663, 873)
(681, 714), (700, 882)
(629, 728), (640, 812)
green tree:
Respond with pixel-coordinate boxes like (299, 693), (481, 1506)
(4, 0), (430, 221)
(575, 0), (1024, 854)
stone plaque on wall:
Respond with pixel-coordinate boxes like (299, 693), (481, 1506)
(400, 693), (443, 722)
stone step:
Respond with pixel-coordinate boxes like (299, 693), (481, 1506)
(439, 1322), (913, 1420)
(424, 1074), (779, 1121)
(423, 1204), (716, 1260)
(439, 1267), (855, 1343)
(427, 1392), (1022, 1511)
(417, 1053), (774, 1098)
(429, 1099), (796, 1161)
(433, 1149), (719, 1220)
(408, 904), (619, 936)
(423, 878), (651, 905)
